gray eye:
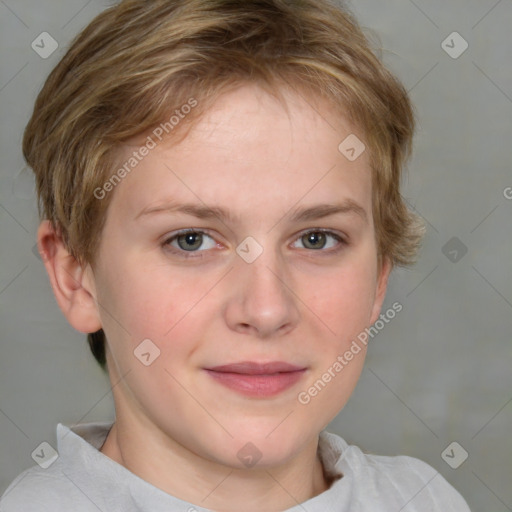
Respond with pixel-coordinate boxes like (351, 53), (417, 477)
(166, 231), (217, 253)
(302, 232), (327, 250)
(292, 231), (342, 251)
(177, 232), (204, 251)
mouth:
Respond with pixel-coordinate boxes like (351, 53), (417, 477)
(204, 361), (307, 397)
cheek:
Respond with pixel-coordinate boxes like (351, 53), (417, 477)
(95, 254), (180, 333)
(308, 259), (378, 341)
(94, 254), (214, 368)
(296, 264), (375, 422)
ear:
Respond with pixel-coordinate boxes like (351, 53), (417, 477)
(369, 256), (392, 325)
(37, 220), (102, 334)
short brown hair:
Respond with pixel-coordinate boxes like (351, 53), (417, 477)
(23, 0), (424, 370)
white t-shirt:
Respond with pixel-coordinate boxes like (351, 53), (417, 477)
(0, 422), (471, 511)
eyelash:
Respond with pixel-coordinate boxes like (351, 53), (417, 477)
(162, 228), (347, 259)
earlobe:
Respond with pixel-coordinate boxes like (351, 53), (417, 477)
(37, 220), (102, 334)
(369, 257), (392, 325)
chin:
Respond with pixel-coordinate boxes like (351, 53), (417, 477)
(222, 421), (318, 469)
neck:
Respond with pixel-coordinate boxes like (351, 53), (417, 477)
(100, 415), (331, 512)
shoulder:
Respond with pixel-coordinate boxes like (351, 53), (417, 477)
(0, 463), (83, 511)
(350, 447), (471, 511)
(321, 432), (471, 511)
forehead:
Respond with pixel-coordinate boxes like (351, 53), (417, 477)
(107, 83), (372, 226)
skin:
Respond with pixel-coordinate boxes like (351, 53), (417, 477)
(38, 83), (391, 512)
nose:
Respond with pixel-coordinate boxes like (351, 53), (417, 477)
(223, 247), (301, 339)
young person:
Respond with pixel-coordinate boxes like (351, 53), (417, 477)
(0, 0), (470, 510)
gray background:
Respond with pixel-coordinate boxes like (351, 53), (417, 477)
(1, 1), (511, 510)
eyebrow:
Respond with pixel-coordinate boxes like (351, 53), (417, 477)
(135, 199), (368, 224)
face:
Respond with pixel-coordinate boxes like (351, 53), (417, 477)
(87, 83), (389, 469)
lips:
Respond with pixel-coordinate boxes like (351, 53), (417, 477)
(204, 361), (307, 397)
(207, 361), (305, 375)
